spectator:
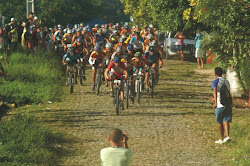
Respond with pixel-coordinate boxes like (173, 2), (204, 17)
(174, 31), (185, 63)
(195, 30), (204, 68)
(100, 128), (133, 166)
(211, 67), (232, 144)
(8, 25), (18, 52)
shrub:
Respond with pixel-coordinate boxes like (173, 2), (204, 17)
(0, 115), (66, 165)
(0, 52), (64, 105)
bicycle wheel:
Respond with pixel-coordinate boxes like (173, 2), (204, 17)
(115, 89), (120, 115)
(125, 81), (129, 109)
(96, 73), (101, 95)
(70, 74), (74, 94)
(136, 81), (140, 103)
(150, 76), (154, 98)
(79, 68), (83, 86)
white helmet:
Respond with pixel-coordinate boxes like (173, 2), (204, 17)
(105, 42), (113, 49)
(67, 29), (72, 34)
(147, 34), (153, 40)
(149, 24), (154, 28)
(11, 18), (15, 22)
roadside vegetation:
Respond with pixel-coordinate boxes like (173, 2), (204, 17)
(0, 114), (67, 165)
(0, 52), (64, 106)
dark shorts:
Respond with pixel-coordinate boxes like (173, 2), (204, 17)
(215, 106), (232, 123)
(176, 45), (183, 51)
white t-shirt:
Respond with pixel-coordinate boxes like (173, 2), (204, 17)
(100, 147), (133, 166)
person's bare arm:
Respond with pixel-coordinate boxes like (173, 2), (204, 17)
(213, 87), (217, 109)
(123, 132), (129, 148)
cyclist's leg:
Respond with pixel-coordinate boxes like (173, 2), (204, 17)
(92, 68), (96, 84)
(120, 83), (125, 102)
(145, 71), (149, 88)
(66, 66), (69, 78)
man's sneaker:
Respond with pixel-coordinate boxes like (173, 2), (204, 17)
(92, 84), (95, 91)
(223, 136), (231, 143)
(110, 91), (114, 97)
(215, 139), (224, 144)
(83, 75), (86, 80)
(120, 102), (124, 110)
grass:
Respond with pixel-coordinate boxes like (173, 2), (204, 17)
(0, 51), (64, 105)
(0, 114), (67, 166)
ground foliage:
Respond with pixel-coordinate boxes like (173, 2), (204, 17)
(0, 52), (64, 105)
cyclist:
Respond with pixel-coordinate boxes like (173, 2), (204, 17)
(62, 29), (73, 53)
(53, 27), (64, 52)
(81, 27), (93, 50)
(111, 46), (123, 61)
(62, 47), (81, 85)
(72, 35), (89, 80)
(114, 37), (127, 54)
(144, 34), (156, 51)
(120, 26), (131, 37)
(103, 42), (114, 66)
(144, 46), (163, 92)
(105, 56), (128, 109)
(94, 29), (108, 48)
(109, 29), (120, 45)
(89, 45), (106, 91)
(126, 44), (134, 58)
(92, 24), (99, 34)
(122, 53), (137, 103)
(129, 31), (144, 54)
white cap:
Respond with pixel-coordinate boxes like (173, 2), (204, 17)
(11, 18), (15, 22)
(34, 16), (38, 20)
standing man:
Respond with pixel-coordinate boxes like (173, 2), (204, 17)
(195, 30), (204, 68)
(101, 128), (133, 166)
(211, 67), (232, 144)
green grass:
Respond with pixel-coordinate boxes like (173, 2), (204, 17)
(0, 52), (64, 105)
(0, 114), (67, 166)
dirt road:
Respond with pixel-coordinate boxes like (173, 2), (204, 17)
(37, 60), (223, 166)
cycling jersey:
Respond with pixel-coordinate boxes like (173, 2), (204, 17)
(62, 33), (73, 44)
(107, 61), (126, 78)
(63, 52), (80, 65)
(144, 51), (161, 65)
(90, 51), (105, 60)
(129, 36), (144, 49)
(54, 31), (64, 43)
(94, 33), (106, 46)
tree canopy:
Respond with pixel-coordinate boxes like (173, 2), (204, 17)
(0, 0), (129, 26)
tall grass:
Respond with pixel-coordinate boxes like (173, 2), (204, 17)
(0, 52), (64, 105)
(0, 115), (66, 165)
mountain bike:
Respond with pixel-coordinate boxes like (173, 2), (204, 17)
(134, 71), (143, 103)
(95, 66), (104, 95)
(148, 68), (158, 97)
(67, 64), (76, 94)
(76, 58), (85, 86)
(124, 75), (133, 109)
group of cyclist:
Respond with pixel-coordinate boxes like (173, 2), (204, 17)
(62, 22), (163, 109)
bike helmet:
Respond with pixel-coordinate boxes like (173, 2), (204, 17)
(147, 34), (153, 40)
(113, 29), (118, 33)
(118, 38), (123, 43)
(116, 46), (122, 53)
(149, 41), (156, 47)
(127, 44), (134, 51)
(82, 27), (87, 31)
(105, 42), (113, 49)
(135, 52), (141, 58)
(149, 24), (154, 28)
(95, 24), (99, 28)
(67, 29), (72, 34)
(80, 22), (84, 27)
(124, 26), (129, 30)
(94, 45), (101, 51)
(149, 46), (155, 52)
(76, 28), (81, 32)
(123, 53), (131, 60)
(113, 56), (121, 63)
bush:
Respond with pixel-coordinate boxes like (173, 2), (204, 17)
(0, 115), (66, 165)
(0, 52), (64, 105)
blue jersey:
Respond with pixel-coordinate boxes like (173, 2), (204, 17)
(144, 51), (160, 65)
(63, 52), (80, 64)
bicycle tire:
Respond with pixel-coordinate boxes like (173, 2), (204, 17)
(115, 88), (120, 115)
(96, 73), (101, 95)
(126, 81), (129, 109)
(137, 81), (140, 103)
(70, 75), (74, 94)
(151, 76), (154, 98)
(79, 68), (83, 86)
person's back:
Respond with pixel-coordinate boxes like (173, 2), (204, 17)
(100, 128), (133, 166)
(101, 147), (132, 166)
